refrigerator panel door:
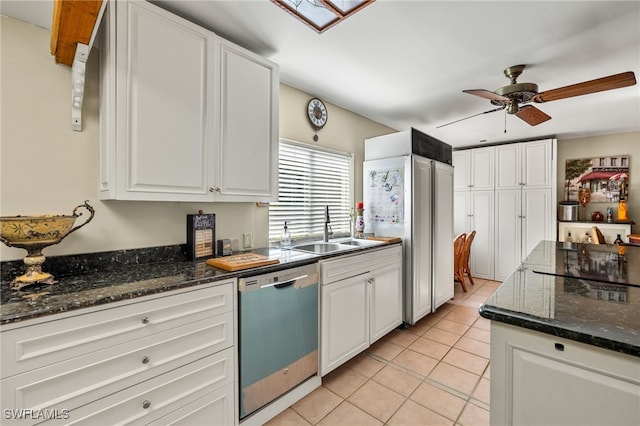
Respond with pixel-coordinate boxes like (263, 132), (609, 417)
(433, 162), (454, 309)
(408, 156), (432, 324)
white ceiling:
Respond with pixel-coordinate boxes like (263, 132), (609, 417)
(3, 0), (639, 148)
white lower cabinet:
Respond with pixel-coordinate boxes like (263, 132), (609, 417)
(0, 280), (236, 426)
(320, 246), (403, 376)
(321, 274), (369, 376)
(491, 322), (640, 426)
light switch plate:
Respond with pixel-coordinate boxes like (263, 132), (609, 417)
(243, 232), (253, 248)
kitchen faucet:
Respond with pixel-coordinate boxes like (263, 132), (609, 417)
(324, 205), (333, 242)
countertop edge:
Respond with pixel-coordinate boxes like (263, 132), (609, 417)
(478, 304), (640, 358)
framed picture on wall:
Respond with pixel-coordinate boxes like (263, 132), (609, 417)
(564, 155), (629, 203)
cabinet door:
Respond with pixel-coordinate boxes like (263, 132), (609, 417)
(469, 191), (494, 280)
(369, 262), (403, 344)
(470, 147), (495, 190)
(453, 191), (471, 236)
(495, 144), (521, 189)
(114, 0), (216, 201)
(320, 275), (369, 376)
(492, 322), (640, 426)
(494, 190), (522, 281)
(453, 151), (470, 190)
(522, 139), (553, 188)
(522, 188), (552, 260)
(216, 40), (279, 201)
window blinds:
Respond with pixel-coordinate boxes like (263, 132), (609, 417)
(269, 140), (353, 243)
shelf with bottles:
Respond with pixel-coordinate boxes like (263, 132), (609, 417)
(558, 221), (633, 244)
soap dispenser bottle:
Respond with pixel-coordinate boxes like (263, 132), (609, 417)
(281, 221), (291, 249)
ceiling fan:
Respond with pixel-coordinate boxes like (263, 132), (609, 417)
(437, 65), (636, 128)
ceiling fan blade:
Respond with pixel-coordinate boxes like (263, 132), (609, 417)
(463, 89), (510, 102)
(436, 106), (505, 129)
(532, 71), (636, 103)
(515, 105), (551, 126)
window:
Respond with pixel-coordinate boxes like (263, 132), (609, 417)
(270, 0), (375, 33)
(599, 158), (605, 166)
(611, 158), (618, 166)
(621, 157), (628, 167)
(269, 139), (353, 244)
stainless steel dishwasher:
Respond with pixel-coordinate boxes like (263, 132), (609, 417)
(238, 263), (319, 421)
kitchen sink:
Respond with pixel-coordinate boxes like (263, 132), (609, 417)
(292, 242), (349, 254)
(292, 239), (385, 254)
(337, 239), (384, 247)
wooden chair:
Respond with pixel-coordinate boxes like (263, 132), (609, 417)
(461, 230), (476, 287)
(592, 226), (606, 244)
(453, 233), (467, 291)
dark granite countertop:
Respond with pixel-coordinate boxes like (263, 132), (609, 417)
(1, 241), (399, 326)
(480, 240), (640, 357)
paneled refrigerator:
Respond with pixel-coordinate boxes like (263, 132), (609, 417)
(364, 129), (454, 325)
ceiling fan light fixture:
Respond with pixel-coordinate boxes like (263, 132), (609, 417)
(507, 102), (519, 115)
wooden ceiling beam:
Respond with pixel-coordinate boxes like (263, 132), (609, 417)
(50, 0), (103, 66)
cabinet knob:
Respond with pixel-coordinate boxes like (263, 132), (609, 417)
(141, 316), (150, 324)
(142, 356), (150, 364)
(142, 400), (151, 409)
(209, 186), (221, 193)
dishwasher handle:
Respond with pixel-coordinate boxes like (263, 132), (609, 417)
(261, 274), (309, 289)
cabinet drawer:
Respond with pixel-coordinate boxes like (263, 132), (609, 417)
(146, 382), (235, 426)
(1, 311), (233, 414)
(1, 281), (234, 378)
(320, 246), (402, 285)
(38, 348), (234, 426)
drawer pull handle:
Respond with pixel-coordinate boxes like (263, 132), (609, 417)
(142, 356), (150, 364)
(141, 316), (149, 324)
(554, 343), (565, 351)
(142, 400), (151, 409)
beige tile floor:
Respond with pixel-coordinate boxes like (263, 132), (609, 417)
(266, 278), (500, 426)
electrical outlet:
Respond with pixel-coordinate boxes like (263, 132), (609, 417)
(243, 233), (253, 249)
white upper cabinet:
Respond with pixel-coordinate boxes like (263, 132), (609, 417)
(495, 139), (553, 190)
(452, 151), (470, 190)
(215, 40), (279, 201)
(99, 0), (278, 202)
(453, 147), (495, 191)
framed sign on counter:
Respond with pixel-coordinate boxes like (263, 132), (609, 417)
(186, 212), (215, 260)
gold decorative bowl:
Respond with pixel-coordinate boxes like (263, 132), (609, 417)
(1, 215), (79, 246)
(1, 201), (95, 290)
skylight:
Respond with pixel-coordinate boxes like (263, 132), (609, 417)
(271, 0), (374, 33)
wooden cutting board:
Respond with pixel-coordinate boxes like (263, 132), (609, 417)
(206, 253), (279, 271)
(367, 236), (402, 243)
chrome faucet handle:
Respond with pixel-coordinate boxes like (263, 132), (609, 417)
(325, 205), (331, 223)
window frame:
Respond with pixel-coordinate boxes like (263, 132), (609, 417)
(269, 138), (354, 245)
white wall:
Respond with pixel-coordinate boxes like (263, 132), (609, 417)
(557, 132), (640, 233)
(278, 84), (396, 206)
(0, 15), (395, 261)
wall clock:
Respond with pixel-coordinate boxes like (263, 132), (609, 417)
(307, 98), (328, 129)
